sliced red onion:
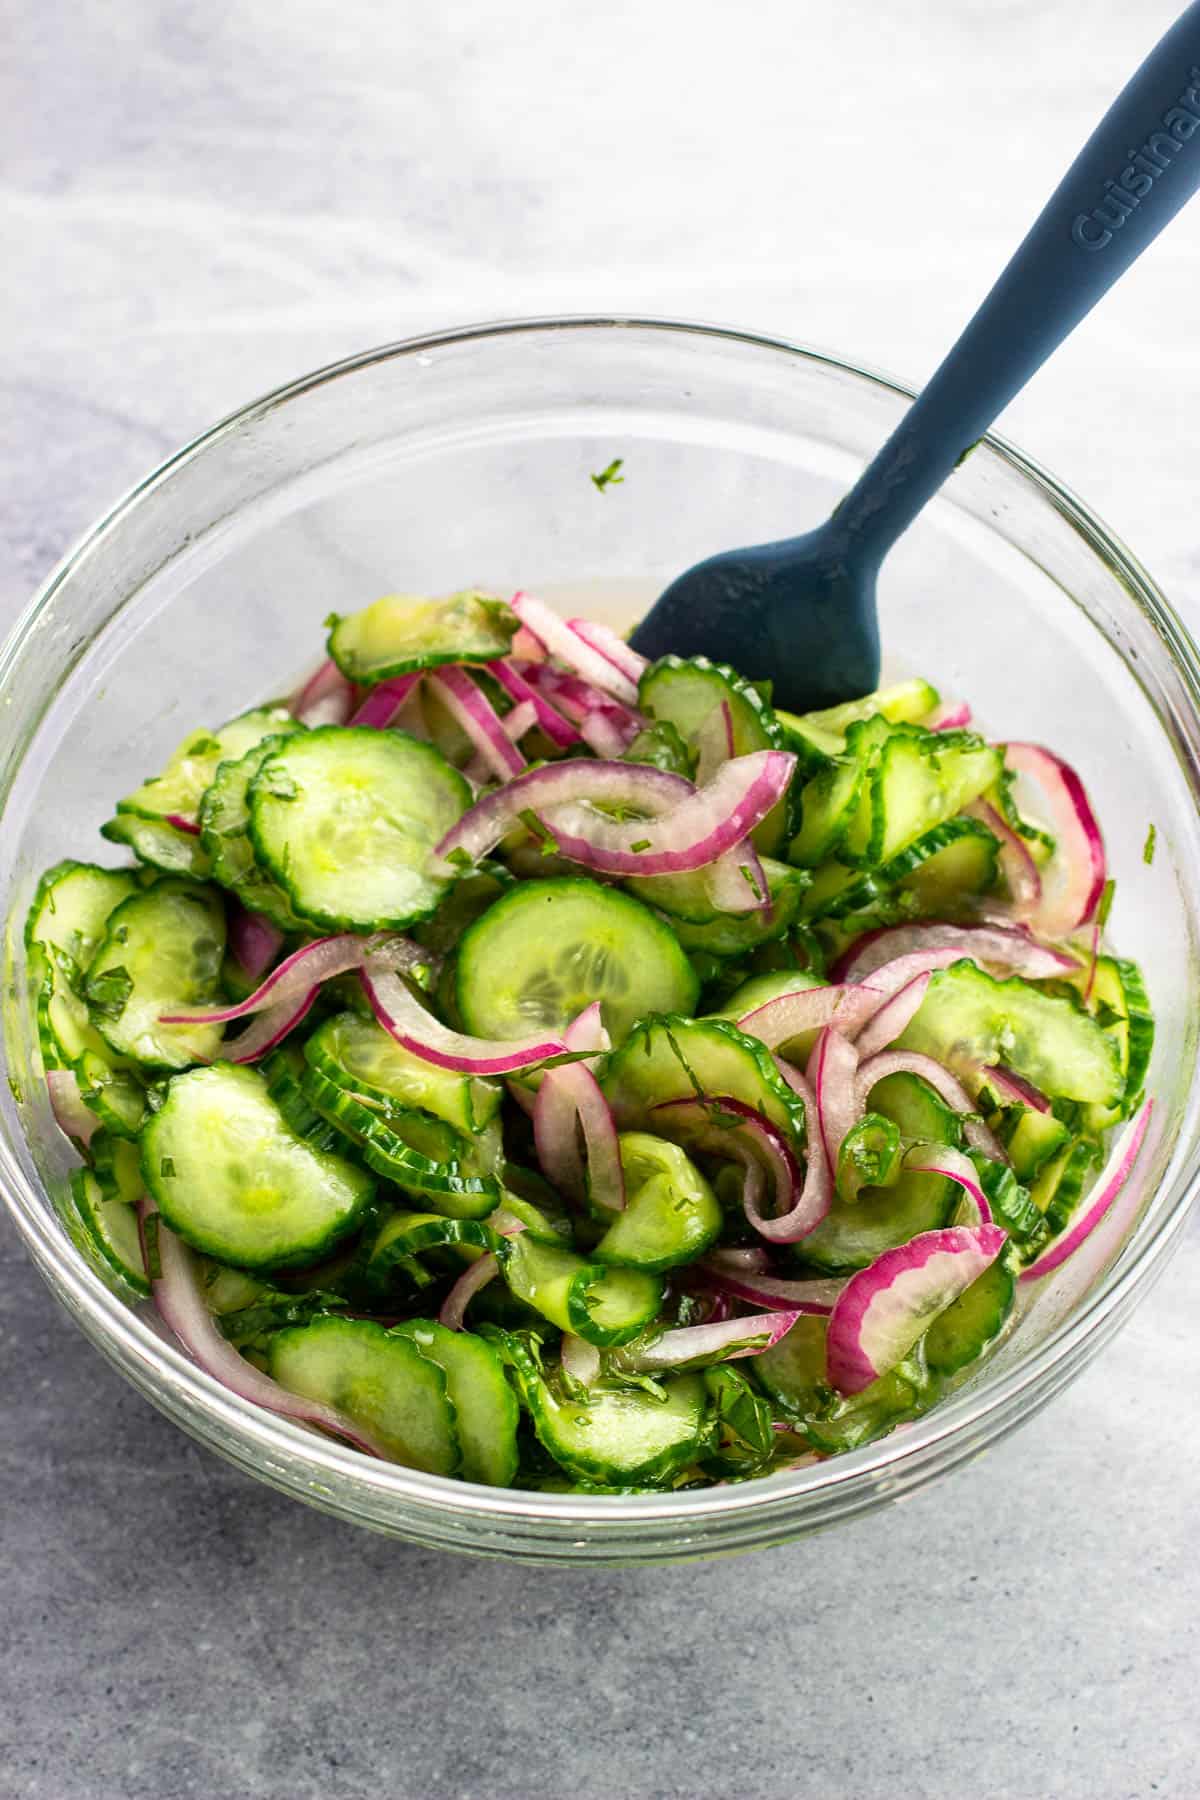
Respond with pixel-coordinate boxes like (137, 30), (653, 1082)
(806, 1028), (861, 1175)
(362, 957), (579, 1076)
(833, 921), (1079, 985)
(516, 661), (645, 745)
(852, 973), (935, 1060)
(430, 666), (526, 781)
(160, 932), (417, 1027)
(565, 618), (648, 688)
(653, 1094), (830, 1245)
(164, 812), (201, 836)
(141, 1201), (388, 1457)
(1020, 1100), (1153, 1282)
(856, 1049), (1006, 1161)
(1003, 743), (1106, 938)
(616, 1311), (799, 1372)
(501, 700), (538, 743)
(901, 1145), (994, 1225)
(493, 660), (581, 748)
(541, 750), (796, 879)
(981, 1064), (1051, 1113)
(924, 700), (972, 730)
(510, 623), (547, 662)
(579, 710), (636, 759)
(434, 757), (692, 873)
(562, 1001), (610, 1058)
(348, 673), (423, 729)
(704, 1246), (772, 1274)
(228, 904), (285, 984)
(966, 799), (1041, 917)
(534, 1062), (624, 1213)
(47, 1069), (97, 1149)
(510, 592), (640, 705)
(225, 988), (319, 1063)
(290, 658), (356, 727)
(706, 842), (771, 916)
(693, 700), (735, 785)
(736, 983), (882, 1051)
(697, 1263), (845, 1315)
(560, 1332), (602, 1388)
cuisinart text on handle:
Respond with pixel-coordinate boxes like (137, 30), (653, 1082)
(1073, 65), (1200, 249)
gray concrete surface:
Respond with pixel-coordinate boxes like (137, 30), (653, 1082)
(2, 2), (1199, 1795)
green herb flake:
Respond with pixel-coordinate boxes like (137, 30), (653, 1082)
(590, 457), (625, 493)
(159, 1155), (176, 1178)
(85, 965), (133, 1022)
(629, 839), (652, 854)
(444, 846), (473, 872)
(1143, 823), (1157, 865)
(1096, 878), (1116, 930)
(739, 863), (765, 902)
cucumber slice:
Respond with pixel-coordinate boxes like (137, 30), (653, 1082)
(592, 1133), (722, 1272)
(497, 1234), (663, 1347)
(1080, 956), (1154, 1134)
(971, 1153), (1047, 1247)
(752, 1313), (830, 1417)
(803, 1356), (934, 1453)
(297, 1065), (501, 1216)
(898, 820), (999, 913)
(801, 816), (998, 921)
(602, 1015), (806, 1143)
(71, 1167), (150, 1297)
(327, 589), (516, 682)
(92, 1131), (144, 1205)
(899, 961), (1123, 1106)
(143, 1063), (375, 1267)
(456, 878), (698, 1047)
(303, 1011), (501, 1137)
(506, 1338), (712, 1485)
(364, 1210), (499, 1290)
(73, 1050), (148, 1138)
(923, 1257), (1015, 1375)
(836, 1113), (903, 1203)
(115, 706), (299, 825)
(998, 1106), (1070, 1182)
(249, 727), (471, 932)
(842, 727), (1002, 867)
(85, 880), (226, 1070)
(657, 861), (809, 961)
(198, 737), (306, 932)
(1029, 1137), (1099, 1240)
(788, 717), (891, 866)
(637, 654), (791, 852)
(267, 1315), (460, 1474)
(100, 812), (210, 879)
(25, 862), (142, 1069)
(775, 678), (941, 767)
(796, 1071), (961, 1272)
(390, 1318), (519, 1486)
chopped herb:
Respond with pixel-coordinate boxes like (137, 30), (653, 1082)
(142, 1213), (162, 1283)
(1143, 823), (1156, 865)
(739, 863), (765, 903)
(159, 1155), (176, 1178)
(85, 965), (133, 1021)
(444, 846), (474, 872)
(185, 734), (223, 758)
(263, 772), (299, 801)
(518, 808), (557, 853)
(1096, 878), (1116, 930)
(323, 611), (341, 629)
(590, 458), (625, 493)
(629, 839), (652, 854)
(7, 1075), (23, 1106)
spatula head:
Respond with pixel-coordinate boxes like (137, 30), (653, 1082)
(627, 533), (881, 713)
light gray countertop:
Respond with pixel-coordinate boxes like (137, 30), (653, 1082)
(2, 3), (1199, 1795)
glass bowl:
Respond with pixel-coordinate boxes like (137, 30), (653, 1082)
(3, 317), (1199, 1566)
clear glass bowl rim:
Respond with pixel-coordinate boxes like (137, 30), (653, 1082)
(3, 311), (1200, 1539)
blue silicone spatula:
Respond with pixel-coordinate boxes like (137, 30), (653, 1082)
(629, 3), (1200, 710)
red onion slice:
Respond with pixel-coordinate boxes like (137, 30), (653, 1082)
(502, 700), (538, 743)
(705, 841), (772, 916)
(924, 700), (972, 730)
(560, 1332), (602, 1388)
(434, 757), (693, 872)
(966, 799), (1041, 918)
(47, 1069), (98, 1149)
(565, 618), (648, 688)
(806, 1028), (861, 1175)
(736, 983), (882, 1051)
(510, 592), (640, 705)
(1020, 1100), (1153, 1282)
(493, 661), (581, 747)
(429, 666), (526, 781)
(833, 921), (1078, 985)
(901, 1144), (994, 1225)
(348, 673), (423, 729)
(164, 812), (201, 836)
(224, 988), (319, 1063)
(697, 1263), (845, 1314)
(140, 1202), (388, 1457)
(981, 1064), (1051, 1113)
(1003, 743), (1106, 938)
(616, 1311), (800, 1372)
(534, 1063), (624, 1213)
(703, 1246), (772, 1274)
(362, 957), (581, 1075)
(290, 658), (356, 727)
(653, 1093), (831, 1244)
(227, 904), (285, 984)
(579, 710), (636, 758)
(160, 932), (421, 1027)
(852, 973), (935, 1060)
(856, 1049), (1006, 1162)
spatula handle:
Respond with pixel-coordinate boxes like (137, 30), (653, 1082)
(836, 2), (1200, 564)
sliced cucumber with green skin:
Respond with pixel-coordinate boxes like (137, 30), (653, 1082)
(601, 1015), (807, 1144)
(504, 1336), (713, 1485)
(923, 1257), (1015, 1375)
(456, 878), (698, 1047)
(795, 1071), (961, 1272)
(85, 880), (227, 1070)
(73, 1050), (148, 1138)
(263, 1050), (346, 1154)
(497, 1233), (663, 1347)
(390, 1318), (520, 1486)
(637, 654), (791, 852)
(899, 821), (999, 914)
(249, 727), (471, 932)
(841, 728), (1002, 867)
(1079, 956), (1154, 1134)
(788, 717), (890, 866)
(971, 1153), (1047, 1247)
(997, 1106), (1070, 1183)
(100, 812), (210, 879)
(712, 967), (829, 1065)
(654, 861), (810, 961)
(114, 706), (299, 825)
(1029, 1137), (1099, 1241)
(92, 1131), (144, 1205)
(801, 816), (998, 921)
(752, 1312), (830, 1417)
(497, 1166), (575, 1243)
(364, 1210), (499, 1290)
(592, 1133), (722, 1272)
(143, 1063), (375, 1268)
(32, 945), (109, 1070)
(327, 589), (516, 682)
(411, 864), (514, 960)
(804, 1356), (934, 1453)
(71, 1167), (150, 1297)
(298, 1065), (501, 1216)
(267, 1315), (461, 1474)
(836, 1113), (903, 1203)
(198, 737), (307, 932)
(775, 678), (941, 768)
(898, 961), (1123, 1106)
(303, 1011), (501, 1137)
(25, 862), (142, 1069)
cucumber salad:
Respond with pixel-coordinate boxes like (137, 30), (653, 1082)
(26, 587), (1154, 1491)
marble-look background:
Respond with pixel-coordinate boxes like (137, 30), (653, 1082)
(3, 3), (1199, 1796)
